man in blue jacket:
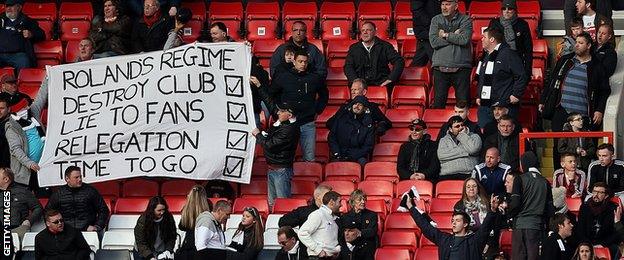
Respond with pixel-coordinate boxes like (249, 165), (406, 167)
(328, 95), (375, 166)
(0, 0), (45, 74)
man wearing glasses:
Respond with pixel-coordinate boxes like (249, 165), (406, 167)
(34, 209), (91, 260)
(396, 119), (440, 181)
(275, 226), (308, 260)
(577, 182), (619, 256)
(437, 116), (482, 180)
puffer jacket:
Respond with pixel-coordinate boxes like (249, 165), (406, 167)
(89, 15), (132, 55)
(437, 130), (481, 176)
(45, 184), (110, 231)
(2, 116), (35, 185)
(0, 182), (42, 228)
(328, 97), (376, 161)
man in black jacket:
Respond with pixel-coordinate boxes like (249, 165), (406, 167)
(483, 115), (520, 170)
(540, 213), (575, 259)
(396, 119), (440, 182)
(269, 21), (326, 78)
(328, 96), (376, 166)
(587, 143), (624, 193)
(338, 190), (378, 260)
(275, 226), (308, 260)
(577, 182), (618, 254)
(0, 0), (45, 74)
(0, 167), (42, 241)
(35, 209), (91, 260)
(475, 26), (528, 127)
(269, 50), (328, 162)
(410, 0), (441, 66)
(488, 0), (533, 76)
(327, 79), (392, 136)
(45, 166), (110, 232)
(344, 21), (405, 89)
(278, 184), (332, 228)
(131, 0), (174, 53)
(594, 23), (617, 80)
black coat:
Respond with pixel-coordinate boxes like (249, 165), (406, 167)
(338, 209), (378, 260)
(227, 228), (262, 260)
(0, 182), (43, 228)
(577, 200), (618, 245)
(278, 203), (318, 228)
(327, 100), (392, 136)
(0, 12), (45, 65)
(539, 232), (573, 260)
(338, 236), (376, 260)
(269, 68), (328, 125)
(46, 184), (110, 231)
(594, 42), (618, 78)
(344, 37), (405, 86)
(89, 15), (132, 55)
(328, 106), (375, 161)
(476, 43), (529, 107)
(275, 242), (308, 260)
(134, 213), (177, 259)
(396, 134), (440, 181)
(131, 15), (174, 53)
(483, 132), (520, 170)
(410, 0), (441, 40)
(587, 160), (624, 193)
(34, 225), (91, 260)
(251, 58), (270, 114)
(489, 18), (534, 75)
(174, 224), (196, 260)
(255, 117), (300, 167)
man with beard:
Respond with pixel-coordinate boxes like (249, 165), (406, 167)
(577, 182), (618, 255)
(396, 119), (440, 182)
(438, 115), (482, 180)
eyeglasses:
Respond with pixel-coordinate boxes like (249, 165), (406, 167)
(50, 219), (64, 225)
(408, 126), (424, 132)
(501, 7), (515, 11)
(593, 190), (607, 194)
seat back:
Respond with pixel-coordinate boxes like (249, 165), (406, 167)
(101, 231), (136, 250)
(320, 2), (355, 40)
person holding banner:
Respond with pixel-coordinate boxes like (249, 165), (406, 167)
(0, 97), (39, 188)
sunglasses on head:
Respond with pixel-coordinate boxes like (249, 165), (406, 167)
(245, 207), (259, 218)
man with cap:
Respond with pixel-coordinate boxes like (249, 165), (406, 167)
(475, 26), (528, 128)
(396, 118), (440, 182)
(0, 0), (45, 74)
(328, 95), (376, 166)
(483, 103), (516, 137)
(437, 115), (482, 180)
(489, 0), (533, 76)
(0, 73), (32, 110)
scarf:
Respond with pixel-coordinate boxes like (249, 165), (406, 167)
(143, 12), (162, 28)
(588, 199), (609, 216)
(409, 137), (422, 173)
(476, 49), (500, 106)
(500, 13), (518, 50)
(463, 197), (488, 228)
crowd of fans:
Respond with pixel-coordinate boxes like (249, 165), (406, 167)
(0, 0), (623, 259)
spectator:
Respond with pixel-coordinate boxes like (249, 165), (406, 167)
(195, 200), (231, 258)
(269, 50), (328, 162)
(272, 45), (296, 75)
(508, 152), (555, 260)
(0, 167), (42, 241)
(475, 26), (528, 127)
(204, 180), (235, 201)
(564, 0), (622, 35)
(594, 23), (617, 79)
(253, 86), (300, 206)
(344, 21), (405, 89)
(488, 0), (533, 75)
(577, 182), (618, 254)
(483, 115), (520, 170)
(438, 116), (482, 180)
(125, 0), (179, 19)
(571, 0), (612, 40)
(45, 166), (110, 232)
(226, 207), (264, 260)
(278, 184), (332, 228)
(553, 153), (588, 198)
(406, 192), (501, 260)
(276, 226), (308, 260)
(338, 190), (378, 260)
(409, 0), (441, 66)
(249, 56), (270, 128)
(328, 95), (376, 165)
(131, 0), (174, 53)
(89, 0), (132, 58)
(551, 186), (581, 250)
(298, 191), (342, 258)
(162, 7), (192, 50)
(473, 147), (511, 196)
(454, 178), (491, 230)
(0, 0), (45, 74)
(437, 100), (480, 140)
(75, 38), (96, 62)
(0, 103), (9, 169)
(558, 18), (584, 58)
(205, 22), (234, 43)
(0, 97), (39, 187)
(570, 242), (597, 260)
(270, 21), (326, 78)
(587, 143), (624, 194)
(483, 104), (518, 138)
(539, 213), (575, 259)
(557, 112), (596, 172)
(327, 79), (392, 136)
(429, 0), (473, 108)
(134, 196), (176, 260)
(0, 73), (31, 109)
(397, 119), (440, 181)
(35, 209), (91, 260)
(174, 185), (212, 260)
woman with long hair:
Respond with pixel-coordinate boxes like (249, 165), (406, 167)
(174, 185), (212, 260)
(453, 177), (490, 231)
(227, 206), (264, 260)
(134, 196), (177, 260)
(571, 242), (597, 260)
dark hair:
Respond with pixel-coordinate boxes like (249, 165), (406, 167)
(143, 196), (170, 218)
(80, 37), (94, 45)
(361, 21), (377, 31)
(351, 78), (368, 90)
(322, 191), (341, 205)
(560, 152), (577, 161)
(572, 242), (595, 259)
(294, 49), (308, 59)
(234, 206), (264, 249)
(498, 114), (514, 124)
(585, 0), (596, 11)
(277, 226), (298, 240)
(44, 209), (61, 222)
(455, 100), (469, 109)
(576, 32), (593, 46)
(447, 115), (464, 126)
(64, 166), (81, 178)
(570, 17), (583, 28)
(210, 22), (228, 33)
(597, 143), (615, 154)
(484, 26), (505, 44)
(549, 212), (569, 233)
(140, 196), (176, 250)
(452, 211), (471, 228)
(0, 168), (13, 183)
(0, 97), (9, 107)
(284, 44), (296, 54)
(566, 112), (583, 122)
(591, 182), (609, 195)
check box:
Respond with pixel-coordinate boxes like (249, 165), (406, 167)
(225, 75), (244, 97)
(223, 156), (245, 178)
(227, 102), (248, 125)
(226, 129), (249, 151)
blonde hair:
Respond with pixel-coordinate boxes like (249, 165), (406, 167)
(179, 185), (211, 230)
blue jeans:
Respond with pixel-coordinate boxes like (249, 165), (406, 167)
(0, 52), (31, 75)
(267, 167), (293, 206)
(299, 121), (316, 162)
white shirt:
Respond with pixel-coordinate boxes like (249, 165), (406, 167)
(583, 14), (597, 39)
(297, 205), (341, 256)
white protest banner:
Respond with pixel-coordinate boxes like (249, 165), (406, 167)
(38, 42), (255, 187)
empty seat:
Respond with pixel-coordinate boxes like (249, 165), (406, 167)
(121, 179), (159, 197)
(328, 86), (351, 105)
(101, 231), (136, 250)
(517, 0), (541, 21)
(114, 198), (149, 214)
(394, 1), (414, 41)
(325, 162), (361, 182)
(396, 180), (433, 200)
(422, 109), (454, 128)
(291, 180), (317, 200)
(366, 86), (388, 109)
(233, 198), (269, 219)
(399, 66), (430, 86)
(91, 181), (120, 200)
(372, 143), (402, 162)
(468, 1), (501, 19)
(415, 247), (439, 259)
(400, 39), (418, 65)
(64, 40), (80, 63)
(161, 179), (197, 196)
(366, 199), (388, 220)
(374, 248), (410, 260)
(392, 85), (427, 110)
(320, 2), (355, 40)
(320, 180), (356, 198)
(385, 109), (419, 128)
(34, 41), (63, 67)
(17, 68), (45, 95)
(364, 162), (399, 183)
(293, 161), (323, 182)
(240, 179), (268, 198)
(273, 198), (308, 214)
(164, 196), (186, 214)
(282, 1), (317, 40)
(82, 231), (100, 252)
(379, 128), (411, 143)
(429, 212), (453, 231)
(380, 231), (418, 257)
(326, 66), (349, 86)
(316, 106), (339, 127)
(209, 1), (244, 40)
(358, 180), (394, 201)
(357, 1), (392, 39)
(252, 39), (285, 68)
(59, 2), (93, 41)
(429, 198), (458, 213)
(326, 40), (357, 67)
(246, 1), (280, 41)
(265, 214), (283, 230)
(180, 1), (206, 42)
(566, 197), (582, 215)
(263, 229), (281, 250)
(21, 232), (38, 251)
(435, 180), (464, 199)
(384, 213), (421, 238)
(594, 246), (611, 260)
(108, 215), (140, 231)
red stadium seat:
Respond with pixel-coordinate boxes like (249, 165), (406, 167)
(394, 1), (414, 41)
(246, 1), (280, 41)
(428, 128), (441, 141)
(316, 106), (339, 127)
(518, 106), (537, 130)
(499, 229), (512, 256)
(273, 198), (308, 214)
(526, 18), (539, 39)
(358, 180), (394, 201)
(17, 68), (45, 95)
(293, 162), (323, 182)
(415, 247), (439, 259)
(291, 180), (317, 200)
(396, 180), (433, 200)
(357, 1), (392, 39)
(468, 1), (501, 19)
(121, 179), (159, 197)
(385, 109), (419, 128)
(252, 39), (285, 68)
(422, 109), (454, 128)
(471, 18), (493, 42)
(366, 199), (388, 220)
(326, 67), (349, 86)
(372, 143), (402, 162)
(380, 128), (410, 143)
(565, 197), (582, 215)
(115, 198), (149, 214)
(64, 40), (80, 63)
(381, 231), (418, 257)
(533, 39), (549, 70)
(399, 66), (430, 87)
(325, 162), (361, 182)
(435, 180), (464, 199)
(308, 39), (324, 55)
(429, 198), (458, 213)
(164, 196), (186, 214)
(419, 236), (437, 249)
(384, 213), (421, 238)
(366, 86), (388, 109)
(0, 5), (5, 14)
(594, 246), (611, 260)
(328, 86), (350, 105)
(209, 1), (244, 40)
(429, 212), (453, 232)
(327, 40), (357, 67)
(392, 85), (427, 110)
(59, 2), (93, 41)
(240, 180), (268, 198)
(517, 1), (541, 21)
(400, 39), (417, 65)
(320, 180), (356, 198)
(282, 1), (317, 40)
(180, 1), (206, 42)
(161, 179), (197, 196)
(317, 128), (329, 143)
(314, 143), (330, 163)
(233, 198), (269, 219)
(22, 2), (56, 40)
(91, 181), (120, 200)
(34, 41), (63, 67)
(364, 162), (398, 183)
(374, 248), (410, 260)
(428, 87), (458, 108)
(320, 2), (355, 40)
